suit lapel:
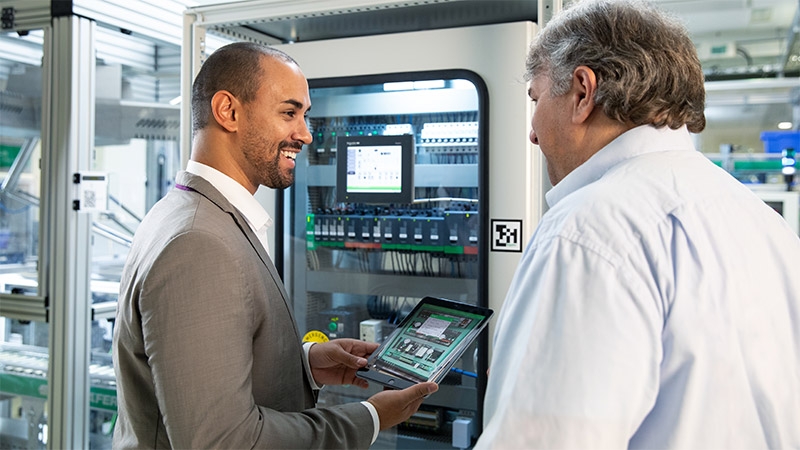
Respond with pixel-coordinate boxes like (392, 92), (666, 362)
(174, 171), (298, 331)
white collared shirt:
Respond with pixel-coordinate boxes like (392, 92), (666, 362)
(478, 125), (800, 449)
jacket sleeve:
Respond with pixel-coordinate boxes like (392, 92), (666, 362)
(138, 230), (374, 449)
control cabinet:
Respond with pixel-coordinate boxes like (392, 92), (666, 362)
(285, 71), (488, 448)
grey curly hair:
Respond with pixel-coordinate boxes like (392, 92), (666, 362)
(525, 0), (706, 133)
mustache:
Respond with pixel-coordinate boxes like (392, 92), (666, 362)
(279, 141), (303, 151)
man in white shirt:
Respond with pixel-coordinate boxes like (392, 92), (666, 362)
(113, 42), (437, 449)
(476, 1), (800, 448)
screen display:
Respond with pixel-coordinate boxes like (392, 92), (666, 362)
(374, 303), (485, 380)
(336, 135), (414, 204)
(345, 143), (403, 194)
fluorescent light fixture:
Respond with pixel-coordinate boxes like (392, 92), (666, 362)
(452, 79), (475, 90)
(413, 80), (445, 90)
(384, 80), (446, 91)
(778, 121), (793, 130)
(384, 81), (415, 91)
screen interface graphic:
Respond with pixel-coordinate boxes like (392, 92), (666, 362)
(376, 303), (484, 380)
(345, 144), (403, 193)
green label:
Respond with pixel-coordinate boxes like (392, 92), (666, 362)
(0, 145), (21, 168)
(0, 373), (118, 412)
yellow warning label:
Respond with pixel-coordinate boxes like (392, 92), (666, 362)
(302, 330), (330, 343)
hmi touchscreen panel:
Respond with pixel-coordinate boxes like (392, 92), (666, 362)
(336, 135), (414, 204)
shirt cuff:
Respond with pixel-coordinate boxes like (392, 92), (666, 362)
(360, 401), (380, 444)
(302, 342), (323, 390)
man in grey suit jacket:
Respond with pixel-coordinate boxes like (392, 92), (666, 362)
(112, 41), (437, 449)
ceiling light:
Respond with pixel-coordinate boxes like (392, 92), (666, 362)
(778, 121), (793, 130)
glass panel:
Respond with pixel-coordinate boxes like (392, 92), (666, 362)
(695, 81), (799, 235)
(89, 29), (182, 448)
(0, 30), (42, 292)
(696, 81), (798, 187)
(0, 28), (48, 449)
(0, 320), (49, 449)
(290, 73), (486, 448)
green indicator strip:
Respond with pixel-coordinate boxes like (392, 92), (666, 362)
(317, 241), (345, 248)
(382, 243), (412, 251)
(306, 214), (316, 250)
(712, 160), (800, 170)
(412, 245), (446, 253)
(347, 186), (401, 192)
(734, 160), (797, 170)
(308, 241), (469, 253)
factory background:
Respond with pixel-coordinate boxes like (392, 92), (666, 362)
(0, 0), (798, 448)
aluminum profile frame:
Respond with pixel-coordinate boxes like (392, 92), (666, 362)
(43, 14), (95, 450)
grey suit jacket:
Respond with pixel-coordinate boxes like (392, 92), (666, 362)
(112, 171), (373, 449)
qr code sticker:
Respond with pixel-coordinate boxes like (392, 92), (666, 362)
(491, 219), (522, 252)
(83, 190), (96, 209)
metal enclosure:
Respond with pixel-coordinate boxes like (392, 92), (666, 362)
(296, 67), (490, 448)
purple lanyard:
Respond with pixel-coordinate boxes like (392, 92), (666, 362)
(175, 183), (195, 192)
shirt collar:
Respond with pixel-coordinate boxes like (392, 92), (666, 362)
(545, 125), (696, 207)
(184, 160), (272, 232)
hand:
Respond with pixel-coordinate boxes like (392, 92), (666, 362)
(366, 382), (439, 430)
(308, 339), (379, 388)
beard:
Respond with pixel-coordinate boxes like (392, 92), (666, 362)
(242, 135), (299, 190)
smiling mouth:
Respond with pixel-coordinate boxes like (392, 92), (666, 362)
(281, 150), (297, 161)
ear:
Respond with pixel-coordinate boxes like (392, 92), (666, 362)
(571, 66), (597, 124)
(210, 90), (240, 133)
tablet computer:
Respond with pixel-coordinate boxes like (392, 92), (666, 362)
(356, 296), (493, 390)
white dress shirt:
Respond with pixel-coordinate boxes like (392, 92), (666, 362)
(477, 125), (800, 449)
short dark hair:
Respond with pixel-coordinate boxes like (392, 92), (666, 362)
(190, 42), (298, 136)
(526, 0), (706, 133)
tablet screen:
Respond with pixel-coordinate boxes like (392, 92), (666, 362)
(362, 297), (492, 386)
